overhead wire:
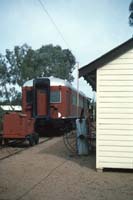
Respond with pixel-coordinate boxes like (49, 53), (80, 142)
(37, 0), (80, 107)
(37, 0), (71, 49)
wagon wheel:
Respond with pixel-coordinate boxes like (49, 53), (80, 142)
(4, 138), (9, 146)
(33, 132), (39, 145)
(63, 130), (77, 154)
(28, 135), (35, 146)
(0, 136), (3, 146)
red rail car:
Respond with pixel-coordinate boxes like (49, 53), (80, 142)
(3, 77), (89, 142)
(23, 77), (89, 135)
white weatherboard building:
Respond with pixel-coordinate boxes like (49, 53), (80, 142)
(79, 38), (133, 170)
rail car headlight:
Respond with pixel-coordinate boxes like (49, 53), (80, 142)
(58, 112), (62, 118)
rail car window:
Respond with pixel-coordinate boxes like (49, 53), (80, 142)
(79, 98), (84, 108)
(26, 90), (33, 104)
(72, 95), (77, 105)
(50, 91), (61, 103)
(72, 94), (84, 108)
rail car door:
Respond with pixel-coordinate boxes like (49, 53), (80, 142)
(33, 78), (50, 118)
(37, 89), (47, 116)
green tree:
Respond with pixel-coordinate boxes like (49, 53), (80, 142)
(5, 44), (32, 86)
(0, 44), (76, 104)
(0, 54), (21, 106)
(5, 44), (75, 86)
(129, 0), (133, 26)
(35, 44), (75, 82)
(0, 54), (15, 106)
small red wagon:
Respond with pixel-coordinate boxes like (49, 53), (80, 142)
(3, 112), (38, 146)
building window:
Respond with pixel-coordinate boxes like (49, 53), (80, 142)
(50, 91), (61, 103)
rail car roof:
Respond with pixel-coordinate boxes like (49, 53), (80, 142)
(23, 76), (88, 98)
(24, 76), (71, 87)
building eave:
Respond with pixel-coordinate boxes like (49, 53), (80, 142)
(79, 38), (133, 91)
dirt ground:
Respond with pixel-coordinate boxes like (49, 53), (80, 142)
(0, 137), (133, 200)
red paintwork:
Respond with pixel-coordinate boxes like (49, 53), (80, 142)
(37, 89), (47, 116)
(50, 86), (87, 118)
(50, 86), (66, 118)
(22, 87), (33, 119)
(3, 112), (34, 139)
(3, 86), (35, 139)
(22, 82), (88, 120)
(3, 77), (88, 139)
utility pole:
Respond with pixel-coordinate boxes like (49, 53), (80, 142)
(76, 62), (79, 118)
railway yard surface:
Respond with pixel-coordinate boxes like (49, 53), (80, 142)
(0, 137), (133, 200)
(0, 138), (49, 161)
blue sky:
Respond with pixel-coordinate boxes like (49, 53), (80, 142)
(0, 0), (132, 98)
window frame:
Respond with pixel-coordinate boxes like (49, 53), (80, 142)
(50, 90), (61, 103)
(26, 90), (33, 104)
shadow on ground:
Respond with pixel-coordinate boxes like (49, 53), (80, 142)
(39, 136), (133, 173)
(39, 136), (96, 170)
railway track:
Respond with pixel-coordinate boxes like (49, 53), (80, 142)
(0, 137), (51, 161)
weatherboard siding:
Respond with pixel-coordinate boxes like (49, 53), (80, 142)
(96, 49), (133, 169)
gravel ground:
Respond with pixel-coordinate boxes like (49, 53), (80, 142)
(0, 137), (133, 200)
(0, 138), (49, 160)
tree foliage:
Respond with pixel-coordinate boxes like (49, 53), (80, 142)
(0, 53), (20, 106)
(34, 45), (75, 82)
(129, 0), (133, 26)
(0, 44), (76, 105)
